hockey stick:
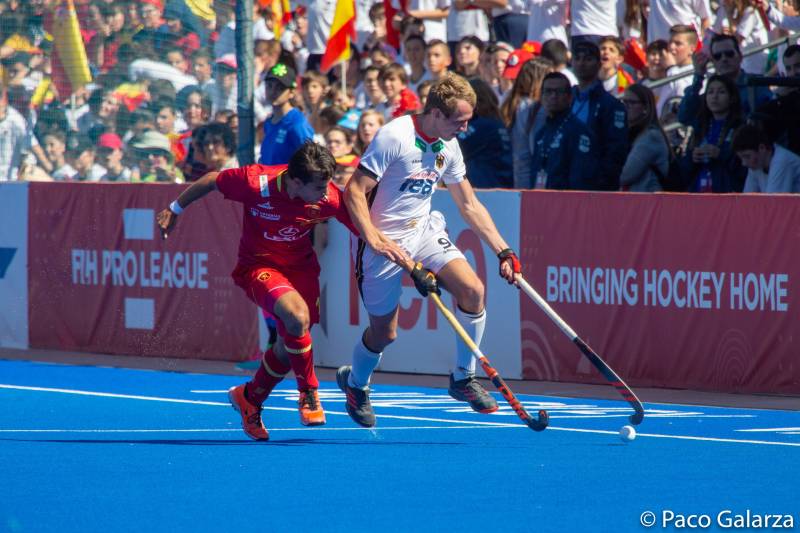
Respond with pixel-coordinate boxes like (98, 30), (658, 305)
(515, 274), (645, 425)
(429, 292), (549, 432)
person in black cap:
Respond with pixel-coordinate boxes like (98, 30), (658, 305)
(258, 62), (314, 166)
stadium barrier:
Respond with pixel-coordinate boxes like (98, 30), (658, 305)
(1, 182), (797, 395)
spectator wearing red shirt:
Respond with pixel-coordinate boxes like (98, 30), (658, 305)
(156, 142), (358, 441)
(378, 63), (420, 121)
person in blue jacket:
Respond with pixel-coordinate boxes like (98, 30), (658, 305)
(259, 63), (315, 166)
(456, 78), (513, 189)
(570, 41), (629, 191)
(678, 34), (772, 126)
(531, 72), (599, 190)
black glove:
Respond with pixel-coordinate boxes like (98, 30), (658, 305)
(410, 262), (440, 297)
(498, 248), (521, 284)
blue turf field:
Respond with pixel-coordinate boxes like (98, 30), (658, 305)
(1, 359), (798, 533)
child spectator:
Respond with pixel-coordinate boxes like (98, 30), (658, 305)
(165, 47), (191, 75)
(258, 63), (314, 165)
(65, 135), (106, 182)
(325, 125), (356, 159)
(540, 38), (579, 86)
(200, 122), (237, 171)
(355, 109), (385, 154)
(733, 124), (800, 193)
(455, 35), (484, 78)
(355, 65), (387, 110)
(378, 62), (421, 120)
(191, 49), (216, 101)
(403, 35), (428, 93)
(598, 36), (633, 95)
(369, 44), (395, 69)
(416, 79), (434, 107)
(43, 130), (76, 181)
(659, 26), (697, 116)
(425, 39), (453, 83)
(96, 133), (133, 182)
(129, 130), (185, 183)
(328, 84), (356, 112)
(213, 54), (238, 113)
(301, 70), (330, 132)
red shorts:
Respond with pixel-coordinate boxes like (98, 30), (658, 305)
(232, 263), (321, 327)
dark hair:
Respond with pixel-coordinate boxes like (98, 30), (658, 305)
(731, 124), (772, 152)
(379, 63), (408, 84)
(202, 122), (236, 155)
(468, 78), (500, 121)
(288, 141), (336, 183)
(368, 2), (384, 21)
(541, 71), (571, 89)
(646, 39), (669, 54)
(540, 39), (568, 66)
(404, 34), (426, 49)
(784, 44), (800, 61)
(710, 34), (741, 57)
(694, 74), (742, 150)
(457, 35), (485, 54)
(625, 85), (671, 155)
(87, 88), (109, 114)
(573, 41), (601, 61)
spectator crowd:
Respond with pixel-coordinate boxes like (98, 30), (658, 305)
(1, 0), (800, 193)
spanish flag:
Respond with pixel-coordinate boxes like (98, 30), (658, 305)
(48, 0), (92, 99)
(272, 0), (291, 38)
(320, 0), (356, 73)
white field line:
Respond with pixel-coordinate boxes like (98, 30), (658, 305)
(1, 383), (798, 447)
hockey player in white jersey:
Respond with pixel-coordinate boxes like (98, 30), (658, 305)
(337, 74), (523, 427)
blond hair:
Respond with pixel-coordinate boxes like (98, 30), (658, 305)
(423, 73), (476, 117)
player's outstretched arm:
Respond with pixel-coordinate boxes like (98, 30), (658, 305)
(344, 168), (412, 268)
(447, 179), (520, 283)
(156, 171), (220, 240)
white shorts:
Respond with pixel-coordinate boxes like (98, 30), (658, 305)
(352, 211), (466, 316)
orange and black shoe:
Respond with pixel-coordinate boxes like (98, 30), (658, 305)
(228, 384), (269, 441)
(298, 388), (326, 426)
(448, 374), (499, 414)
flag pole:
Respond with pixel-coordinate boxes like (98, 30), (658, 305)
(341, 61), (346, 93)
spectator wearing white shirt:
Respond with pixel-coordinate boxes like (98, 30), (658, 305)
(540, 39), (579, 86)
(570, 0), (624, 49)
(65, 135), (106, 182)
(526, 0), (568, 46)
(733, 124), (800, 193)
(712, 3), (769, 75)
(447, 0), (490, 47)
(356, 0), (380, 51)
(648, 0), (712, 44)
(655, 25), (697, 117)
(295, 0), (336, 72)
(490, 0), (529, 48)
(0, 86), (32, 181)
(394, 0), (450, 44)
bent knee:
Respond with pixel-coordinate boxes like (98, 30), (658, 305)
(283, 309), (311, 337)
(457, 282), (484, 312)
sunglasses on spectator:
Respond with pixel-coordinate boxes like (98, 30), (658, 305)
(542, 88), (571, 96)
(712, 50), (737, 60)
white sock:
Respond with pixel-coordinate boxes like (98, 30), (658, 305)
(349, 335), (382, 389)
(452, 307), (486, 381)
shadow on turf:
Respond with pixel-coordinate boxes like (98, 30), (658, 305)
(0, 438), (467, 446)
